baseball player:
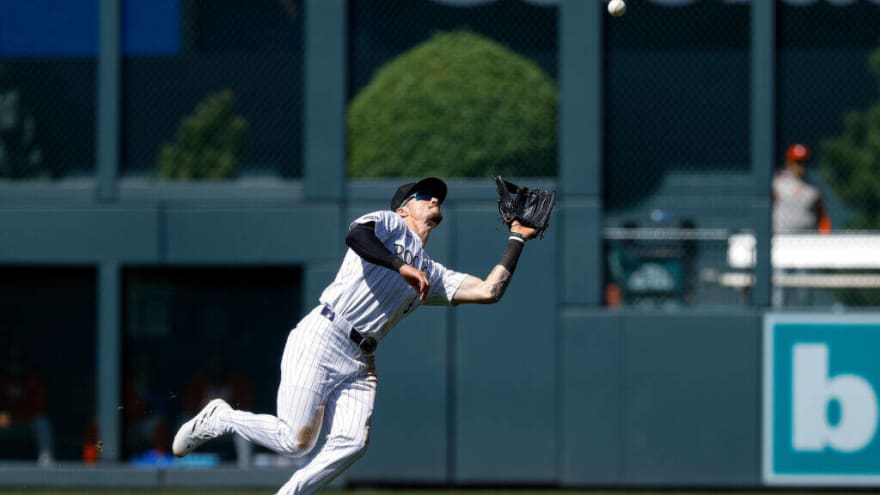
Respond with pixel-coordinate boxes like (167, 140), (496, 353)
(172, 177), (537, 495)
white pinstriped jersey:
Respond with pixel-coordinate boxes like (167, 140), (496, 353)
(319, 210), (467, 341)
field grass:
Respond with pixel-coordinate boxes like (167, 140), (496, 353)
(0, 491), (876, 495)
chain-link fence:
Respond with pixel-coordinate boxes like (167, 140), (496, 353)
(603, 0), (880, 310)
(6, 0), (880, 310)
(0, 3), (97, 180)
(121, 0), (304, 180)
(603, 0), (751, 308)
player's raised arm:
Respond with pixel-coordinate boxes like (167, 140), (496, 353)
(453, 177), (555, 305)
(452, 221), (536, 304)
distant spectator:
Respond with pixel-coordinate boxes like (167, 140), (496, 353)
(772, 143), (831, 234)
(0, 342), (54, 467)
(772, 143), (832, 307)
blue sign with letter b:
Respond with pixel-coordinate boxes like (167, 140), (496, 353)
(764, 315), (880, 485)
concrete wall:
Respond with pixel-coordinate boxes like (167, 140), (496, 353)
(353, 306), (765, 488)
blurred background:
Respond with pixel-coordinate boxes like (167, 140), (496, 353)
(3, 0), (880, 490)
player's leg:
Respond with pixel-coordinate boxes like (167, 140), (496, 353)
(213, 314), (332, 457)
(276, 362), (377, 495)
(174, 311), (332, 458)
(220, 385), (325, 458)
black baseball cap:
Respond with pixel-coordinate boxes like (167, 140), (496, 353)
(390, 177), (447, 211)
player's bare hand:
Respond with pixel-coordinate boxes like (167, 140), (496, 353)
(510, 220), (537, 240)
(399, 264), (429, 301)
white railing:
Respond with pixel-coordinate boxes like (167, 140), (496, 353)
(726, 232), (880, 288)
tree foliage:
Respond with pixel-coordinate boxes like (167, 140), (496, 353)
(157, 90), (247, 180)
(818, 43), (880, 306)
(0, 89), (47, 179)
(347, 30), (558, 178)
(819, 44), (880, 229)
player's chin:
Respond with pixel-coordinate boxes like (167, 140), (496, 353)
(427, 212), (443, 227)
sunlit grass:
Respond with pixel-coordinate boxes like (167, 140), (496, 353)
(0, 491), (877, 495)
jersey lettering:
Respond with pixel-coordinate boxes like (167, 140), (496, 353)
(393, 244), (421, 268)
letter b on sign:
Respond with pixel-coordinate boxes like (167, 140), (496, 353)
(765, 316), (880, 484)
(793, 344), (878, 452)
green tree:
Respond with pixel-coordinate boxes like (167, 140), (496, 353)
(819, 44), (880, 306)
(347, 30), (558, 178)
(820, 45), (880, 229)
(0, 89), (46, 179)
(157, 90), (247, 180)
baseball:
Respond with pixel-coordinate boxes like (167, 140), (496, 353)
(608, 0), (626, 17)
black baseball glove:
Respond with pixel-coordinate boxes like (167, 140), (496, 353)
(494, 176), (557, 239)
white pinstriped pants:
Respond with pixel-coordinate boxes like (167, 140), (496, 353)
(217, 305), (377, 495)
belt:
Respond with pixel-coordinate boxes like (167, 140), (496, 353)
(320, 305), (377, 354)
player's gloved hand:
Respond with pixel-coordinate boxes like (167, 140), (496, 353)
(494, 176), (556, 239)
(399, 264), (430, 301)
(510, 220), (538, 240)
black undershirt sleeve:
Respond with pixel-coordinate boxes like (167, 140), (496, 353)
(498, 233), (526, 273)
(345, 222), (406, 271)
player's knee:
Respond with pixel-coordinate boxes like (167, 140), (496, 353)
(278, 437), (312, 458)
(333, 435), (369, 461)
(294, 432), (322, 454)
(352, 437), (369, 457)
(278, 405), (326, 457)
(277, 424), (321, 458)
(282, 434), (320, 458)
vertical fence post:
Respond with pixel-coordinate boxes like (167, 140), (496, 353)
(96, 262), (121, 462)
(97, 0), (120, 201)
(559, 0), (603, 307)
(751, 0), (775, 307)
(95, 0), (122, 463)
(303, 0), (347, 200)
